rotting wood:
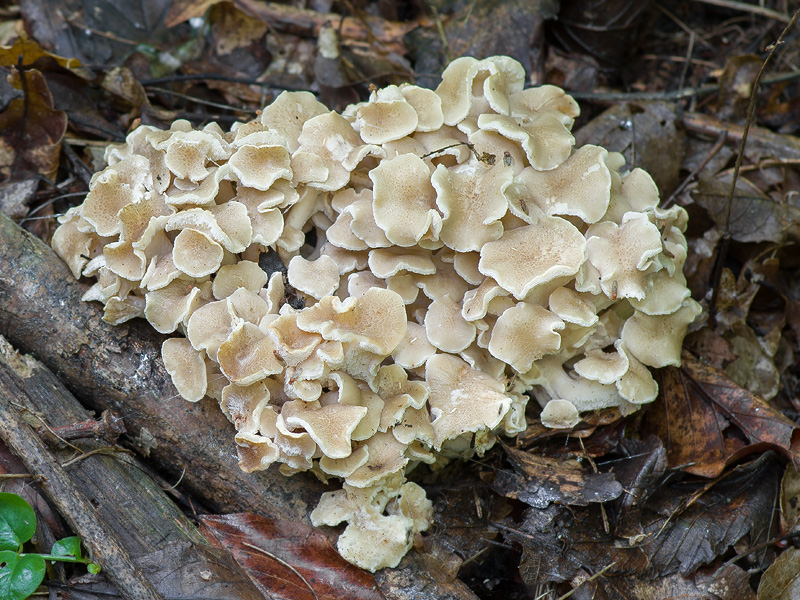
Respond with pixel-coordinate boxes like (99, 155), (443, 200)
(0, 334), (267, 599)
(0, 213), (479, 600)
(0, 341), (164, 600)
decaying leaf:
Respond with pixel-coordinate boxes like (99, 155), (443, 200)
(758, 547), (800, 600)
(492, 444), (623, 508)
(691, 176), (800, 244)
(0, 67), (68, 182)
(199, 513), (384, 600)
(509, 455), (780, 587)
(0, 32), (80, 69)
(643, 351), (800, 478)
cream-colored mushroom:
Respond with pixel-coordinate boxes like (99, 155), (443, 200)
(162, 338), (208, 402)
(287, 255), (341, 299)
(479, 214), (587, 300)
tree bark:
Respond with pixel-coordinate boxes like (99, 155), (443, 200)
(0, 334), (267, 599)
(0, 214), (478, 600)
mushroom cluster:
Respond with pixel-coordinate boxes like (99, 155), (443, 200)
(52, 55), (700, 571)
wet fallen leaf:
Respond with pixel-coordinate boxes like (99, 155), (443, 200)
(642, 351), (800, 477)
(609, 437), (668, 539)
(210, 3), (267, 56)
(0, 67), (68, 182)
(601, 564), (755, 600)
(0, 32), (80, 69)
(199, 513), (384, 600)
(757, 547), (800, 600)
(780, 464), (800, 533)
(492, 444), (623, 508)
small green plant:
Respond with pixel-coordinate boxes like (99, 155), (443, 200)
(0, 492), (100, 600)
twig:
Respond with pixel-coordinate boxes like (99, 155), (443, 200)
(241, 541), (319, 600)
(569, 70), (800, 103)
(146, 87), (252, 113)
(708, 8), (800, 323)
(689, 0), (792, 23)
(140, 72), (304, 90)
(662, 130), (727, 208)
(555, 562), (617, 600)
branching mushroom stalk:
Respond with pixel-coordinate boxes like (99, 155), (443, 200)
(52, 55), (700, 571)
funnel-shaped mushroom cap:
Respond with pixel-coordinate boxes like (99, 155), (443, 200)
(426, 354), (511, 449)
(432, 160), (513, 252)
(479, 215), (586, 300)
(621, 298), (702, 367)
(162, 338), (208, 402)
(516, 145), (611, 224)
(296, 288), (407, 355)
(488, 302), (565, 373)
(370, 153), (440, 247)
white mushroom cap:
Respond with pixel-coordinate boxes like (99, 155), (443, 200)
(296, 288), (407, 355)
(282, 400), (367, 459)
(426, 354), (511, 450)
(162, 338), (208, 402)
(287, 255), (341, 299)
(220, 381), (270, 434)
(217, 321), (284, 385)
(573, 341), (630, 385)
(539, 399), (579, 429)
(585, 212), (664, 301)
(488, 302), (565, 373)
(432, 160), (512, 252)
(515, 145), (611, 224)
(145, 279), (211, 334)
(370, 153), (441, 247)
(212, 260), (268, 300)
(355, 85), (419, 144)
(424, 295), (476, 353)
(548, 287), (599, 327)
(621, 298), (702, 367)
(258, 91), (329, 153)
(391, 322), (436, 369)
(479, 215), (586, 300)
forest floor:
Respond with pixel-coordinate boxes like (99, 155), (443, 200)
(1, 1), (800, 599)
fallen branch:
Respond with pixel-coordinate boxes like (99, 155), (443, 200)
(0, 213), (478, 600)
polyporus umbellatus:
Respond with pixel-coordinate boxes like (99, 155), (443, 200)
(52, 55), (701, 571)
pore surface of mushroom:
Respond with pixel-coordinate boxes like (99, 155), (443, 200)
(53, 54), (700, 573)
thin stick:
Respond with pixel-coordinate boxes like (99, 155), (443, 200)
(689, 0), (791, 23)
(555, 562), (617, 600)
(662, 130), (727, 208)
(569, 70), (800, 102)
(709, 8), (800, 322)
(241, 541), (320, 600)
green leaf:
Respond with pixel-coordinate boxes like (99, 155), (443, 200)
(0, 494), (36, 551)
(0, 550), (45, 600)
(51, 537), (82, 560)
(87, 562), (101, 574)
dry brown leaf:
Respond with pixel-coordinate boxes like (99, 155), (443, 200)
(642, 351), (800, 478)
(0, 67), (67, 182)
(200, 513), (385, 600)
